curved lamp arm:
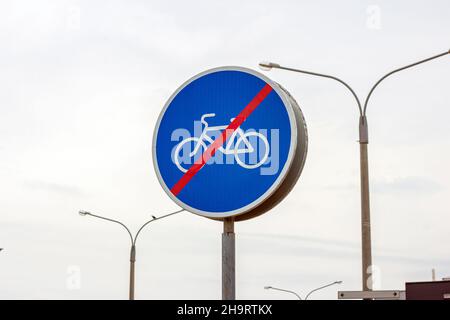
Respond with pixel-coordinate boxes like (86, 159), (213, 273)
(259, 62), (363, 116)
(79, 211), (134, 245)
(264, 286), (302, 300)
(363, 50), (449, 115)
(304, 281), (342, 300)
(134, 209), (185, 245)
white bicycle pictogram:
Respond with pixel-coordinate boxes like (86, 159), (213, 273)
(174, 113), (270, 173)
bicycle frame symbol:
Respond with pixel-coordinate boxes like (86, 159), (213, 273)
(174, 113), (270, 173)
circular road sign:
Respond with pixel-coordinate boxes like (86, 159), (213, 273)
(153, 66), (307, 221)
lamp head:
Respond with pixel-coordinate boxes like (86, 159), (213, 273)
(78, 210), (90, 216)
(258, 61), (280, 71)
(264, 286), (272, 290)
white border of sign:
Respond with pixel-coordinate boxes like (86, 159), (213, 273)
(152, 66), (298, 219)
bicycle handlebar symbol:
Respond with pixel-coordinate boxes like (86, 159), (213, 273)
(174, 113), (270, 173)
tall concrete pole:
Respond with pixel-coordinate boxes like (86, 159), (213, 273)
(222, 217), (235, 300)
(359, 116), (372, 291)
(129, 245), (136, 300)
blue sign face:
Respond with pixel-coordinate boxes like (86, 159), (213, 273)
(153, 67), (298, 219)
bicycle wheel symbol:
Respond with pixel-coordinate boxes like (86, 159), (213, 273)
(234, 131), (269, 169)
(173, 137), (208, 173)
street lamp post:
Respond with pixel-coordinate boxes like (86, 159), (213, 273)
(78, 208), (184, 300)
(265, 281), (342, 300)
(259, 50), (449, 291)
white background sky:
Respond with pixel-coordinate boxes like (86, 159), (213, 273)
(0, 0), (449, 300)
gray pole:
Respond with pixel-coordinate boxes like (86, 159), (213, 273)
(222, 217), (235, 300)
(359, 116), (372, 291)
(129, 245), (136, 300)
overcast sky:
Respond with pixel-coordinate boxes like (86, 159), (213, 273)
(0, 0), (449, 300)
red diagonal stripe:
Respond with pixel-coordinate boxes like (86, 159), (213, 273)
(170, 83), (273, 196)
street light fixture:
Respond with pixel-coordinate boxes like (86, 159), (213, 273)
(258, 62), (280, 71)
(78, 208), (184, 300)
(265, 281), (342, 300)
(259, 50), (449, 291)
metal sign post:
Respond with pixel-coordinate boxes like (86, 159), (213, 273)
(222, 217), (235, 300)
